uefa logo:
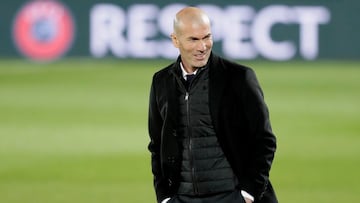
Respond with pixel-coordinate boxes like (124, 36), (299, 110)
(13, 0), (75, 61)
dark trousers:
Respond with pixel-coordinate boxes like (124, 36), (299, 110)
(168, 190), (245, 203)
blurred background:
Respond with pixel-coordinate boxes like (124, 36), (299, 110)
(0, 0), (359, 202)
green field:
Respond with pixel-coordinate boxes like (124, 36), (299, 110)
(0, 59), (359, 203)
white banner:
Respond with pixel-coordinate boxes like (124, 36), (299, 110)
(90, 3), (330, 61)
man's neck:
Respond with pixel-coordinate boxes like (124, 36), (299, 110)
(180, 62), (199, 79)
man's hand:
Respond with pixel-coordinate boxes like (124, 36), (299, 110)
(244, 197), (253, 203)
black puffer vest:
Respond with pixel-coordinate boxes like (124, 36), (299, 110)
(175, 67), (238, 196)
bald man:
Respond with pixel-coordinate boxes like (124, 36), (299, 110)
(148, 7), (278, 203)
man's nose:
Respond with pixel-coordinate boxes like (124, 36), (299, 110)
(197, 40), (207, 51)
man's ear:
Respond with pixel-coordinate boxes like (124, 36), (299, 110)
(171, 33), (179, 48)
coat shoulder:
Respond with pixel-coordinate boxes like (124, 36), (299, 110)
(153, 62), (176, 80)
(215, 56), (254, 78)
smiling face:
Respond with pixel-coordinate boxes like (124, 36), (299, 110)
(171, 7), (213, 73)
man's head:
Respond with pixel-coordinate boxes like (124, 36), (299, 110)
(171, 7), (213, 73)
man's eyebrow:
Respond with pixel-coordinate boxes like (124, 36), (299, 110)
(187, 34), (212, 40)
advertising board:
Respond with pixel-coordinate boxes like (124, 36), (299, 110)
(0, 0), (358, 61)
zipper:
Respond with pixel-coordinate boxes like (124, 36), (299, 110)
(171, 70), (199, 195)
(185, 92), (189, 100)
(185, 91), (198, 195)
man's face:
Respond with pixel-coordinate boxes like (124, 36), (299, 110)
(172, 23), (213, 71)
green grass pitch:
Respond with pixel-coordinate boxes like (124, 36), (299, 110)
(0, 58), (359, 202)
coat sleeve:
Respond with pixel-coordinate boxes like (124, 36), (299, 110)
(240, 68), (277, 201)
(148, 76), (171, 203)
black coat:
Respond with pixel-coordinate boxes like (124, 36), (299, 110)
(148, 53), (277, 203)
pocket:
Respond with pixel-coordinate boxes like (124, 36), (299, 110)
(224, 190), (246, 203)
(167, 196), (177, 203)
(238, 190), (246, 203)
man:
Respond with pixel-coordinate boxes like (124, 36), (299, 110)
(148, 7), (277, 203)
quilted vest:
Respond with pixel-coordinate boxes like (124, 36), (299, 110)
(176, 67), (238, 196)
